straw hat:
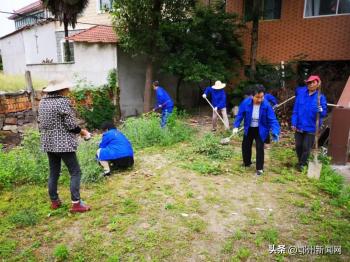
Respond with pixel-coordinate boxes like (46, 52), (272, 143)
(43, 79), (73, 92)
(212, 80), (226, 90)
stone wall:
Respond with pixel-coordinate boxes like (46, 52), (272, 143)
(0, 91), (40, 147)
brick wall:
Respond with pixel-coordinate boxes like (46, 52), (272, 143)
(227, 0), (350, 64)
(0, 91), (40, 114)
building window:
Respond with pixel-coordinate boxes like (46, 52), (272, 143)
(304, 0), (350, 17)
(244, 0), (282, 21)
(60, 41), (75, 62)
(99, 0), (114, 11)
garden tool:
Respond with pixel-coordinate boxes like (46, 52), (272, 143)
(307, 85), (322, 179)
(220, 127), (244, 145)
(273, 96), (295, 110)
(203, 96), (228, 129)
(143, 101), (169, 116)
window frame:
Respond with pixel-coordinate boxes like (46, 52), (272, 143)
(244, 0), (282, 22)
(303, 0), (350, 19)
(97, 0), (114, 13)
(60, 39), (75, 63)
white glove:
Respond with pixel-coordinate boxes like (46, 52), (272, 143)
(232, 128), (239, 135)
(214, 107), (218, 111)
(158, 104), (162, 108)
(202, 94), (206, 98)
(318, 106), (323, 112)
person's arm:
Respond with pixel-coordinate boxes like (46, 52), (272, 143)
(267, 105), (280, 138)
(319, 94), (327, 118)
(59, 98), (89, 137)
(99, 132), (113, 148)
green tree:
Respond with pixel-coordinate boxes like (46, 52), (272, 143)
(111, 0), (195, 112)
(161, 5), (243, 104)
(41, 0), (89, 62)
(249, 0), (261, 81)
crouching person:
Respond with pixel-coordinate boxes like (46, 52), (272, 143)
(97, 121), (134, 177)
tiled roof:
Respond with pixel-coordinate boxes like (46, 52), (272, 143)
(67, 26), (118, 44)
(9, 1), (44, 20)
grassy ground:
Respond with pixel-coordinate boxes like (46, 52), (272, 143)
(0, 73), (47, 92)
(0, 116), (349, 261)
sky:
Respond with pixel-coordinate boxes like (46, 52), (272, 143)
(0, 0), (35, 37)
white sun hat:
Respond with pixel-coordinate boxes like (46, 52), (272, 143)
(43, 79), (73, 92)
(212, 80), (226, 90)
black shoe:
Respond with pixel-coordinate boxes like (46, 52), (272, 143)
(242, 163), (252, 168)
(256, 170), (264, 176)
(296, 164), (304, 172)
(102, 171), (111, 177)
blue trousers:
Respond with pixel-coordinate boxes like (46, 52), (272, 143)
(161, 108), (173, 128)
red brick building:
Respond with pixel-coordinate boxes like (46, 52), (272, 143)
(226, 0), (350, 65)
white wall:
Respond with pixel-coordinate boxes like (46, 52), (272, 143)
(22, 22), (58, 64)
(117, 48), (146, 116)
(27, 43), (117, 86)
(0, 32), (26, 75)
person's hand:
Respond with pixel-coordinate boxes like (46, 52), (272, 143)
(232, 128), (239, 135)
(272, 134), (279, 143)
(202, 94), (206, 98)
(214, 107), (218, 111)
(152, 108), (156, 112)
(80, 129), (91, 140)
(291, 126), (296, 132)
(158, 104), (162, 108)
(318, 106), (323, 112)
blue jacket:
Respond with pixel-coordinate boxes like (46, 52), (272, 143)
(291, 87), (327, 133)
(204, 86), (226, 109)
(234, 98), (280, 142)
(155, 87), (174, 111)
(264, 93), (278, 106)
(98, 129), (134, 161)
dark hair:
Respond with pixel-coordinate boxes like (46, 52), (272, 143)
(252, 84), (265, 96)
(101, 121), (116, 131)
(152, 80), (159, 86)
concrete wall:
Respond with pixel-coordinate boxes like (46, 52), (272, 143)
(117, 48), (146, 116)
(227, 0), (350, 64)
(22, 22), (58, 64)
(27, 43), (117, 86)
(0, 32), (26, 75)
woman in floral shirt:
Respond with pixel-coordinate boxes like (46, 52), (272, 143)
(38, 79), (91, 213)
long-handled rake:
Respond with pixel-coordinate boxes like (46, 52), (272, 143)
(203, 96), (229, 129)
(220, 127), (244, 145)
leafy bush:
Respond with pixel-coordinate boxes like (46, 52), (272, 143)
(53, 244), (69, 261)
(182, 160), (222, 176)
(0, 130), (48, 189)
(192, 133), (235, 160)
(318, 158), (350, 210)
(9, 208), (39, 227)
(70, 84), (115, 130)
(121, 108), (192, 149)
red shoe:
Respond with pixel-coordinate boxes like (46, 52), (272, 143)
(70, 200), (91, 213)
(51, 199), (62, 209)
